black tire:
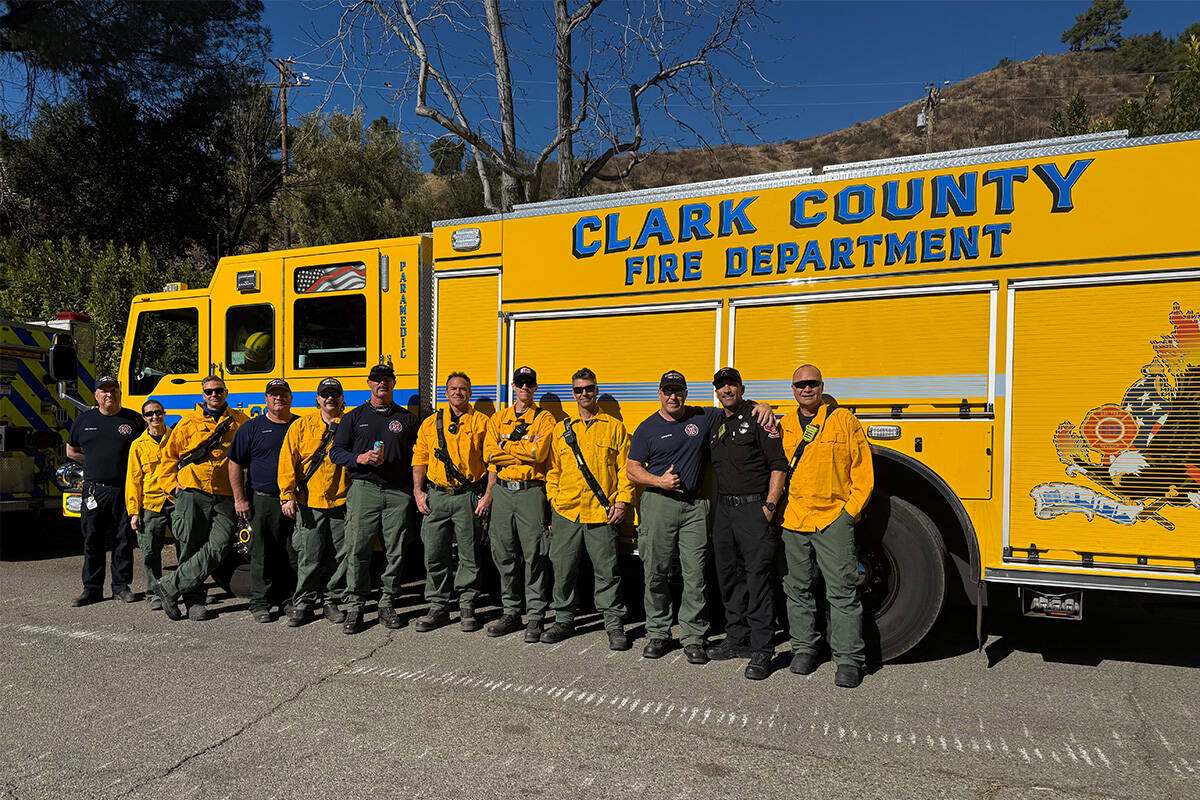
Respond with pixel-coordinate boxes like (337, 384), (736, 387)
(857, 495), (947, 662)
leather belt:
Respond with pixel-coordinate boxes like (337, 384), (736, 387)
(720, 493), (764, 506)
(429, 482), (474, 496)
(646, 487), (701, 503)
(498, 479), (545, 492)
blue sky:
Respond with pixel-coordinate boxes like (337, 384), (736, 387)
(261, 0), (1200, 156)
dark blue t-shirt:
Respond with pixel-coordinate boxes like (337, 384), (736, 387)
(229, 414), (295, 496)
(68, 407), (145, 485)
(628, 406), (722, 495)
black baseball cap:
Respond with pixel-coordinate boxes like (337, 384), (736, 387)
(265, 378), (291, 394)
(512, 366), (537, 384)
(659, 370), (687, 390)
(368, 364), (396, 382)
(317, 377), (343, 396)
(96, 375), (120, 389)
(712, 367), (743, 387)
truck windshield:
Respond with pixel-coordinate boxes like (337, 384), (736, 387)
(128, 307), (199, 395)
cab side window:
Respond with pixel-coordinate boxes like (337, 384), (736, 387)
(294, 294), (367, 369)
(226, 304), (274, 374)
(128, 308), (199, 395)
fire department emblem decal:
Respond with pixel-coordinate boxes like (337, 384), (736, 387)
(1031, 303), (1200, 530)
(388, 420), (403, 434)
(684, 423), (699, 437)
(118, 424), (133, 435)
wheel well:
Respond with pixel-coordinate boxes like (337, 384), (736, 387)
(870, 446), (981, 607)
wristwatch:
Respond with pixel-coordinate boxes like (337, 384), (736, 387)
(764, 501), (776, 513)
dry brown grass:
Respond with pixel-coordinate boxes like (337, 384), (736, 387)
(584, 51), (1151, 193)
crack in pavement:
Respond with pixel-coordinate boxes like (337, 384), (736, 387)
(111, 635), (397, 800)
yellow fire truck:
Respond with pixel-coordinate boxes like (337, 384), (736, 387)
(1, 314), (96, 514)
(110, 129), (1199, 660)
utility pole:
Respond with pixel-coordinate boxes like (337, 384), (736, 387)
(921, 81), (949, 154)
(264, 58), (309, 249)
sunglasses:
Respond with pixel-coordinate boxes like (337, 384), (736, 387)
(143, 410), (165, 418)
(513, 379), (536, 388)
(660, 388), (686, 397)
(318, 391), (343, 399)
(203, 387), (227, 396)
(572, 384), (598, 396)
(792, 380), (822, 390)
(714, 381), (741, 390)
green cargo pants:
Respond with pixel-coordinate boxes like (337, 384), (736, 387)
(638, 490), (710, 647)
(782, 510), (865, 666)
(292, 504), (347, 611)
(488, 483), (550, 620)
(344, 480), (413, 613)
(548, 511), (626, 630)
(249, 494), (297, 613)
(422, 488), (482, 612)
(137, 505), (174, 593)
(161, 488), (236, 607)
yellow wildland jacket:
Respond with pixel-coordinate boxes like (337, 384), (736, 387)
(156, 405), (249, 497)
(780, 402), (874, 531)
(412, 405), (490, 486)
(547, 412), (633, 524)
(125, 428), (172, 515)
(484, 405), (554, 482)
(278, 411), (349, 509)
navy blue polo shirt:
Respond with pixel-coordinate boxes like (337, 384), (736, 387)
(68, 407), (145, 485)
(628, 406), (722, 495)
(229, 414), (296, 496)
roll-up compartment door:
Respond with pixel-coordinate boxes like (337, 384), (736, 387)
(1006, 274), (1200, 575)
(435, 272), (500, 411)
(509, 304), (720, 424)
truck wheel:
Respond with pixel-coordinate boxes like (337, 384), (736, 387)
(857, 495), (947, 662)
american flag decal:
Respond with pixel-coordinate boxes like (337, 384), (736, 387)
(294, 263), (367, 294)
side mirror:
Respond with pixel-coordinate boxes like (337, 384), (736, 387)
(48, 334), (78, 383)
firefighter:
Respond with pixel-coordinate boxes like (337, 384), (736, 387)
(626, 371), (775, 663)
(779, 364), (874, 689)
(279, 377), (351, 627)
(411, 372), (494, 633)
(483, 366), (555, 642)
(229, 379), (298, 623)
(125, 398), (173, 609)
(152, 376), (249, 621)
(705, 367), (787, 680)
(543, 368), (633, 650)
(66, 375), (145, 606)
(330, 364), (419, 635)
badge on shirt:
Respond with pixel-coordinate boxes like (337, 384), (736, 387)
(388, 420), (403, 434)
(684, 423), (699, 437)
(118, 424), (133, 436)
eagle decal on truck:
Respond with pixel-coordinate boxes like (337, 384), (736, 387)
(1031, 303), (1200, 530)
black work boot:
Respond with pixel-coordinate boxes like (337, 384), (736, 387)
(684, 644), (710, 665)
(524, 618), (544, 643)
(414, 609), (452, 632)
(342, 611), (364, 635)
(642, 637), (670, 659)
(460, 606), (482, 632)
(539, 621), (574, 644)
(607, 627), (631, 651)
(487, 613), (522, 638)
(287, 606), (309, 627)
(378, 604), (403, 630)
(706, 637), (752, 661)
(789, 652), (819, 675)
(323, 602), (346, 624)
(744, 651), (772, 681)
(71, 591), (103, 608)
(834, 664), (863, 689)
(152, 584), (181, 620)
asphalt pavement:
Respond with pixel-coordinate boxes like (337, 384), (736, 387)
(0, 517), (1197, 800)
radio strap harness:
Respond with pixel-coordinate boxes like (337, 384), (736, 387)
(177, 416), (233, 469)
(562, 419), (611, 512)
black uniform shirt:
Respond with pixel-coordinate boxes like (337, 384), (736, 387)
(68, 407), (146, 485)
(229, 414), (296, 496)
(708, 401), (787, 495)
(628, 406), (722, 496)
(330, 401), (419, 489)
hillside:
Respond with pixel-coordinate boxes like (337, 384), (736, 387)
(600, 50), (1158, 191)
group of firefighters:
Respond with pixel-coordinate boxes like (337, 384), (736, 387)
(66, 362), (874, 688)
